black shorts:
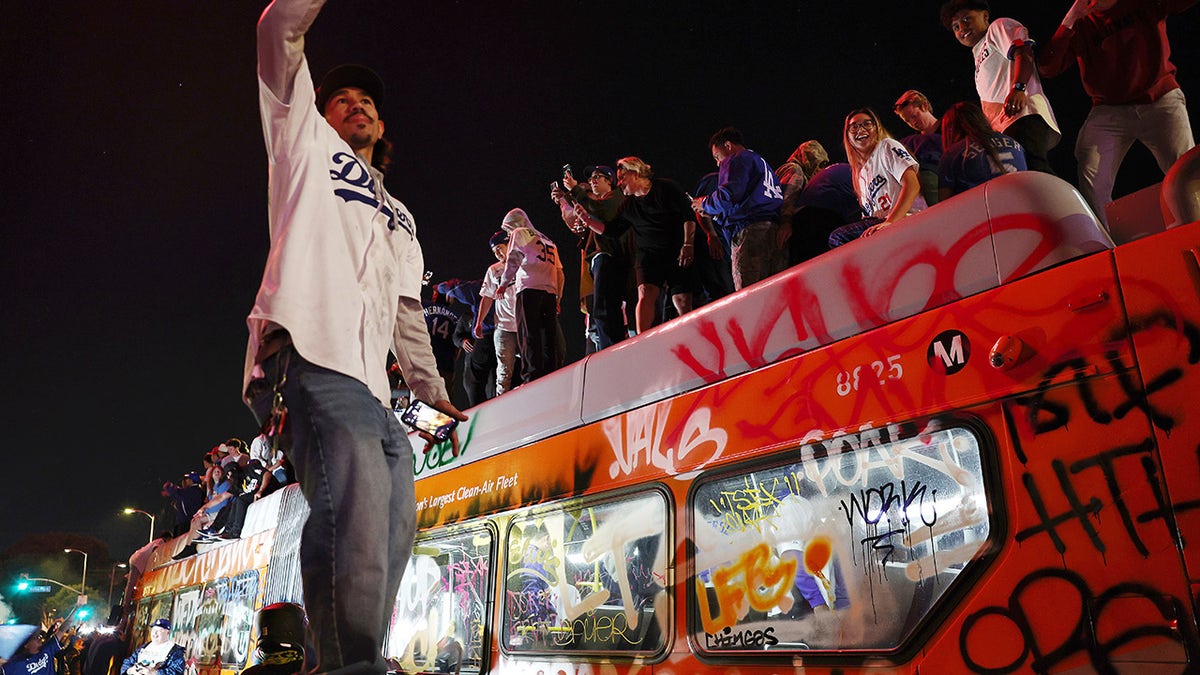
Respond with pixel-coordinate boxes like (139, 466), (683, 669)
(636, 248), (697, 293)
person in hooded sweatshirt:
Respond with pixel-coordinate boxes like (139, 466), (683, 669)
(496, 208), (566, 383)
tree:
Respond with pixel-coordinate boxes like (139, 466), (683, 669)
(1, 533), (114, 625)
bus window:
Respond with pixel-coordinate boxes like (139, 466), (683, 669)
(172, 585), (202, 664)
(223, 570), (260, 667)
(388, 525), (494, 674)
(501, 490), (669, 658)
(195, 580), (227, 665)
(690, 423), (994, 654)
(133, 596), (154, 646)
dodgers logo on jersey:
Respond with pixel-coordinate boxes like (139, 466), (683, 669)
(328, 152), (414, 235)
(865, 174), (887, 212)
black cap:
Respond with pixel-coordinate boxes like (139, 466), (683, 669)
(315, 64), (385, 115)
(582, 165), (616, 182)
(488, 230), (509, 249)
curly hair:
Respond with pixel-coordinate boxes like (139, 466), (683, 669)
(940, 0), (990, 31)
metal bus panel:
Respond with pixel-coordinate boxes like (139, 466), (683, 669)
(1111, 220), (1200, 583)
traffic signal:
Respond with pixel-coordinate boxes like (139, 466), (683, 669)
(15, 579), (30, 592)
(77, 607), (92, 620)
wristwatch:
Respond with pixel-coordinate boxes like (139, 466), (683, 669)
(1012, 81), (1027, 92)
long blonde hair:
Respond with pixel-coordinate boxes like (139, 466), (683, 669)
(842, 108), (893, 201)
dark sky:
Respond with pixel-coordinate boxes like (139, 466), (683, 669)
(3, 2), (1197, 561)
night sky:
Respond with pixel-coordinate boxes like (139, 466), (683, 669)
(3, 2), (1197, 561)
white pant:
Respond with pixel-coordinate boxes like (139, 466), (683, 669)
(1076, 87), (1194, 226)
(493, 329), (518, 395)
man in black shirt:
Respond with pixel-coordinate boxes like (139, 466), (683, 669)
(573, 156), (697, 333)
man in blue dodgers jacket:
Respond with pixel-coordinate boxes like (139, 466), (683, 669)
(692, 127), (785, 290)
(244, 1), (467, 673)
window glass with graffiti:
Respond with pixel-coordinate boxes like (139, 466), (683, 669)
(133, 597), (153, 646)
(195, 579), (228, 665)
(172, 585), (201, 665)
(502, 489), (669, 657)
(387, 526), (493, 674)
(690, 422), (992, 653)
(222, 570), (259, 667)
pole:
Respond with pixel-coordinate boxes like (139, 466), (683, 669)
(123, 508), (157, 545)
(107, 564), (127, 609)
(63, 548), (88, 595)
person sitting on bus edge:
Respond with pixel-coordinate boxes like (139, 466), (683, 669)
(119, 619), (184, 675)
(495, 208), (565, 384)
(781, 142), (861, 264)
(552, 165), (630, 352)
(893, 89), (943, 206)
(2, 620), (71, 675)
(218, 439), (249, 471)
(476, 231), (521, 395)
(248, 431), (292, 499)
(572, 157), (699, 333)
(829, 108), (928, 247)
(1037, 0), (1196, 227)
(775, 143), (813, 201)
(691, 127), (786, 290)
(193, 463), (234, 540)
(939, 101), (1028, 200)
(941, 0), (1061, 174)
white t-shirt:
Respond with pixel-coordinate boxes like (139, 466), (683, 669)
(973, 17), (1061, 142)
(249, 434), (283, 467)
(136, 640), (174, 666)
(480, 262), (519, 333)
(857, 138), (928, 218)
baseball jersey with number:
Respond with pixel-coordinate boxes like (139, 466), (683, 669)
(857, 139), (928, 218)
(498, 209), (564, 297)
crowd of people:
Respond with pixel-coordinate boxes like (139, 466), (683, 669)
(1, 614), (186, 675)
(417, 0), (1195, 410)
(159, 435), (294, 552)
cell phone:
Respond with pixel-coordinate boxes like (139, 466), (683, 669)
(563, 164), (574, 177)
(401, 399), (458, 441)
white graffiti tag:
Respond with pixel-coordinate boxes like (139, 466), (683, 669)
(603, 402), (728, 478)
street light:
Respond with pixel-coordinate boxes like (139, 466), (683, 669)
(63, 548), (88, 595)
(122, 508), (156, 545)
(107, 563), (128, 608)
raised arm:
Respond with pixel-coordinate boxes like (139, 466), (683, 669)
(257, 0), (327, 104)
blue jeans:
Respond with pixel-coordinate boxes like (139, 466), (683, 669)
(250, 346), (414, 675)
(828, 216), (884, 249)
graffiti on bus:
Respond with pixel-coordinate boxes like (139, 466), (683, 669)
(952, 309), (1200, 673)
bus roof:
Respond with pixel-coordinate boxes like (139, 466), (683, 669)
(422, 171), (1112, 471)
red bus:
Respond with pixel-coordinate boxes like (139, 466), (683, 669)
(132, 159), (1200, 675)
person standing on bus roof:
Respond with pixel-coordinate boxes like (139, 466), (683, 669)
(496, 208), (566, 384)
(1037, 0), (1196, 227)
(243, 1), (467, 673)
(692, 127), (786, 291)
(941, 0), (1061, 174)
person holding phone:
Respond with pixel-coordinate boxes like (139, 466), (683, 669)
(243, 1), (467, 672)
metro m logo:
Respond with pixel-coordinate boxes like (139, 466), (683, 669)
(927, 329), (971, 375)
